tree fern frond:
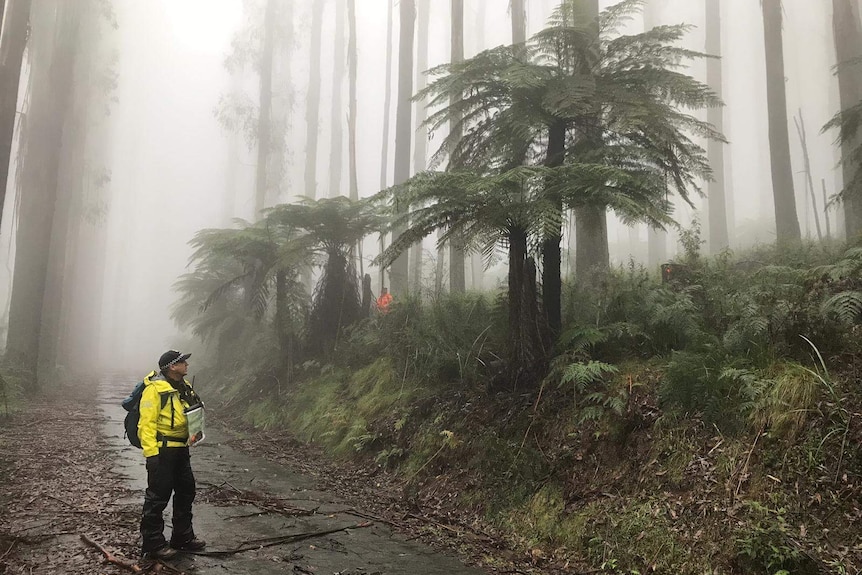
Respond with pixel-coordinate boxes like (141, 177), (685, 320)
(822, 291), (862, 325)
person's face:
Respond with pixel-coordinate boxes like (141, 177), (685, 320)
(168, 359), (188, 379)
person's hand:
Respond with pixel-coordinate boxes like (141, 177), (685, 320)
(146, 455), (159, 471)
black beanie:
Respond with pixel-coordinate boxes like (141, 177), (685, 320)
(158, 350), (191, 371)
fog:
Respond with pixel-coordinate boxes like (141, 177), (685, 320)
(0, 0), (849, 372)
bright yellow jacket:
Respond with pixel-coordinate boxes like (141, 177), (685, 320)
(138, 370), (196, 458)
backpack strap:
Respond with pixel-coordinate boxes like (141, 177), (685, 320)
(155, 391), (188, 447)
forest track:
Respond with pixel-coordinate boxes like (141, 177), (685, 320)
(0, 380), (498, 574)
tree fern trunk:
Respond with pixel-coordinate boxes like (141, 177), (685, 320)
(542, 120), (566, 339)
(508, 226), (541, 388)
(275, 269), (289, 369)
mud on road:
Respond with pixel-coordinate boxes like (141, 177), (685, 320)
(0, 381), (498, 574)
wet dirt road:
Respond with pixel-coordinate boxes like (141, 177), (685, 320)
(99, 381), (488, 575)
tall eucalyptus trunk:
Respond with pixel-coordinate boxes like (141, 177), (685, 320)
(0, 0), (31, 229)
(449, 0), (465, 293)
(705, 0), (729, 253)
(379, 0), (394, 291)
(643, 0), (666, 268)
(833, 0), (862, 239)
(304, 0), (324, 200)
(348, 0), (358, 201)
(573, 0), (610, 277)
(390, 0), (415, 296)
(511, 0), (526, 45)
(6, 1), (80, 384)
(410, 0), (429, 294)
(223, 73), (242, 224)
(470, 0), (487, 290)
(254, 0), (276, 218)
(575, 206), (609, 277)
(329, 0), (345, 197)
(761, 0), (801, 242)
(42, 1), (104, 371)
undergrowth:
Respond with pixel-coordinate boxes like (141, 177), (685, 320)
(197, 240), (862, 574)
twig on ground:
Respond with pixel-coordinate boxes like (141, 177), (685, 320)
(337, 507), (405, 529)
(405, 512), (495, 543)
(735, 427), (763, 497)
(79, 534), (141, 573)
(0, 540), (17, 562)
(46, 494), (76, 509)
(405, 513), (462, 536)
(188, 521), (373, 557)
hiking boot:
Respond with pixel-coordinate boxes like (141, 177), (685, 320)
(143, 545), (178, 560)
(171, 537), (206, 552)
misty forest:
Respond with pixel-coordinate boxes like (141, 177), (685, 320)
(3, 0), (862, 573)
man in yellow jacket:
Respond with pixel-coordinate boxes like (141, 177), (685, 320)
(138, 350), (206, 560)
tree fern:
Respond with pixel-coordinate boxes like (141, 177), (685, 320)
(823, 99), (862, 199)
(809, 246), (862, 283)
(382, 0), (721, 377)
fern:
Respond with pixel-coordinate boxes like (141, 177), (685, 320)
(555, 325), (611, 355)
(660, 342), (756, 430)
(578, 390), (627, 425)
(821, 291), (862, 325)
(559, 360), (619, 394)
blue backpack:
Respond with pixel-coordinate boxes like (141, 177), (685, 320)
(121, 380), (170, 448)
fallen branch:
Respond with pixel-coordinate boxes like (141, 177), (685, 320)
(337, 507), (405, 529)
(0, 540), (16, 562)
(188, 521), (373, 557)
(405, 513), (463, 536)
(405, 512), (495, 543)
(734, 427), (763, 497)
(80, 534), (141, 573)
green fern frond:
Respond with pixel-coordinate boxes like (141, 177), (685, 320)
(560, 360), (619, 393)
(822, 291), (862, 325)
(556, 325), (610, 353)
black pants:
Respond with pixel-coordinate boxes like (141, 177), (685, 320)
(140, 447), (196, 552)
